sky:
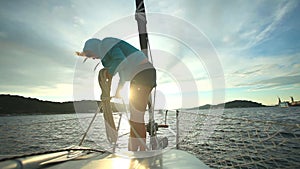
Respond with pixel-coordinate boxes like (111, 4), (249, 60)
(0, 0), (300, 109)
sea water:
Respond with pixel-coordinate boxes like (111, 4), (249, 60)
(0, 107), (299, 168)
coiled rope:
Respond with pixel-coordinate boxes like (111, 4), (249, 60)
(98, 69), (117, 143)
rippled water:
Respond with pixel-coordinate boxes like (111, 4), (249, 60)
(179, 107), (300, 168)
(0, 107), (299, 168)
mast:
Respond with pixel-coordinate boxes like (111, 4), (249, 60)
(135, 0), (149, 57)
(135, 0), (158, 150)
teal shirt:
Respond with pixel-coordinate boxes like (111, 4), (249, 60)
(83, 37), (147, 85)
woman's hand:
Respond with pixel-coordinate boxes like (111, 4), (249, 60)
(76, 51), (99, 60)
(75, 51), (86, 57)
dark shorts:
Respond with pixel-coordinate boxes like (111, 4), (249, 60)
(130, 68), (156, 88)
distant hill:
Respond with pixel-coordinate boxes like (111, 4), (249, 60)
(223, 100), (266, 108)
(190, 100), (266, 110)
(0, 95), (268, 115)
(0, 94), (125, 115)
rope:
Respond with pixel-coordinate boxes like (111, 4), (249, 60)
(78, 108), (100, 146)
(98, 69), (117, 143)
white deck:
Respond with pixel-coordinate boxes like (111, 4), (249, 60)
(0, 149), (211, 169)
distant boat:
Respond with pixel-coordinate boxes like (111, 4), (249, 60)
(278, 96), (300, 107)
(279, 101), (289, 108)
(290, 96), (300, 106)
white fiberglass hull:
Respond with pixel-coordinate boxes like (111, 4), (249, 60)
(0, 148), (211, 169)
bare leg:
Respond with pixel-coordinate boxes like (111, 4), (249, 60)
(128, 84), (152, 151)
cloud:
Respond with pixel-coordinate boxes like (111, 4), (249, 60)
(0, 0), (140, 101)
(244, 75), (300, 91)
(158, 0), (299, 56)
(0, 0), (299, 104)
(0, 31), (7, 38)
(225, 52), (300, 90)
(240, 1), (298, 50)
(73, 16), (85, 27)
